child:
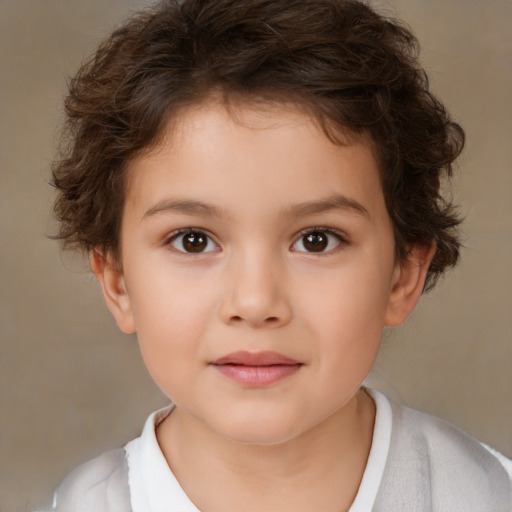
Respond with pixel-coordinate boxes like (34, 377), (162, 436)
(49, 0), (512, 510)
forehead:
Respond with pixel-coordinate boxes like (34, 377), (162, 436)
(124, 100), (384, 220)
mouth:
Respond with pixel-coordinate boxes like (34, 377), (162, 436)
(210, 351), (303, 387)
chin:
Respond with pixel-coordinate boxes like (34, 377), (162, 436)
(213, 413), (301, 447)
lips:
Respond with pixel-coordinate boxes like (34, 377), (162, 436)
(210, 351), (303, 386)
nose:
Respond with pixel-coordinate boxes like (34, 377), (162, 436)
(219, 250), (292, 329)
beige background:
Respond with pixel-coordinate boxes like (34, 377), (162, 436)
(1, 0), (511, 510)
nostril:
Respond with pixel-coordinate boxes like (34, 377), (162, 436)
(229, 315), (280, 325)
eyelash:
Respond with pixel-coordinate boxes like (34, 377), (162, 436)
(165, 227), (348, 255)
(291, 227), (348, 254)
(165, 229), (220, 254)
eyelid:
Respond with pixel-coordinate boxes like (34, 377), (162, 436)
(296, 226), (348, 239)
(163, 226), (348, 254)
(290, 226), (348, 253)
(165, 228), (221, 253)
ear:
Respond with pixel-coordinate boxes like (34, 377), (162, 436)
(90, 250), (136, 334)
(384, 243), (436, 327)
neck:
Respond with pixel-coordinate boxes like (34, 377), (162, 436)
(157, 389), (375, 512)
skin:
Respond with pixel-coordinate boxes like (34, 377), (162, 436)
(92, 100), (434, 511)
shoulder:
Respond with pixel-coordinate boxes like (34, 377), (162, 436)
(380, 395), (512, 511)
(52, 448), (132, 512)
(392, 399), (511, 477)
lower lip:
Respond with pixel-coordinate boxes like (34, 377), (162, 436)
(212, 364), (302, 386)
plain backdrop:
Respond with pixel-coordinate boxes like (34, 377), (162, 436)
(1, 0), (511, 510)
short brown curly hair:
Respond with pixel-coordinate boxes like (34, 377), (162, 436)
(52, 0), (464, 291)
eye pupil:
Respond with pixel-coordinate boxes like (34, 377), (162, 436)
(183, 232), (208, 252)
(303, 232), (328, 252)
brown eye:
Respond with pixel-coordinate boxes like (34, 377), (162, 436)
(292, 230), (342, 253)
(303, 232), (328, 252)
(183, 232), (207, 252)
(170, 230), (218, 253)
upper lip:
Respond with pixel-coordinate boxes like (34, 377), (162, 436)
(211, 351), (301, 366)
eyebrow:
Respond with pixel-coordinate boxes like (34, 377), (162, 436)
(282, 193), (369, 219)
(142, 199), (227, 220)
(142, 193), (369, 221)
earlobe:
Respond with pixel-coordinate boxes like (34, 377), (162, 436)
(384, 243), (436, 327)
(90, 250), (136, 334)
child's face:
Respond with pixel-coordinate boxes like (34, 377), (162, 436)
(95, 100), (427, 445)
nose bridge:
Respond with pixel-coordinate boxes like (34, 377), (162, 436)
(220, 243), (291, 328)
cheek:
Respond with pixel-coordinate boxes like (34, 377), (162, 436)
(308, 259), (392, 323)
(309, 290), (384, 395)
(135, 301), (209, 401)
(299, 253), (393, 359)
(127, 256), (219, 330)
(125, 265), (218, 388)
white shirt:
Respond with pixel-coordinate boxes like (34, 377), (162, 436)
(123, 389), (511, 511)
(51, 389), (512, 511)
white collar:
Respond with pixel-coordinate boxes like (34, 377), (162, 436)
(125, 405), (200, 512)
(125, 389), (392, 512)
(348, 389), (392, 512)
